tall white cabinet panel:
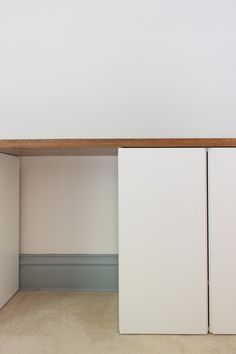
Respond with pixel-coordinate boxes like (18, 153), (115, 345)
(0, 154), (19, 309)
(119, 148), (208, 334)
(209, 148), (236, 334)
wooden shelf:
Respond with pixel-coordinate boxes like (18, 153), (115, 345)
(0, 138), (235, 156)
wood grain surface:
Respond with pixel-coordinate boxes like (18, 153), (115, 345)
(0, 138), (235, 156)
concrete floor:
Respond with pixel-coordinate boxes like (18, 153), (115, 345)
(0, 292), (236, 354)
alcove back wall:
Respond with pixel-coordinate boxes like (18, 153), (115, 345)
(19, 155), (118, 290)
(20, 156), (118, 254)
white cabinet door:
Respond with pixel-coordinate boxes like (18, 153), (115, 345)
(0, 154), (19, 309)
(209, 148), (236, 334)
(118, 148), (208, 334)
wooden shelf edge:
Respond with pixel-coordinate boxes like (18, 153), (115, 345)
(1, 138), (236, 148)
(0, 138), (236, 156)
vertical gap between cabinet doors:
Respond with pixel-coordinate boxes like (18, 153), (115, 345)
(206, 148), (210, 332)
(19, 157), (22, 290)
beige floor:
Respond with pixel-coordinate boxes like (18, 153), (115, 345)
(0, 292), (236, 354)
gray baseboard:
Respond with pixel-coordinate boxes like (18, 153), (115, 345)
(20, 254), (118, 291)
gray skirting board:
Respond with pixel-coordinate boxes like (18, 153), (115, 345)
(20, 254), (118, 291)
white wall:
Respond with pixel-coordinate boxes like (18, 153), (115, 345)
(20, 156), (118, 254)
(0, 0), (236, 138)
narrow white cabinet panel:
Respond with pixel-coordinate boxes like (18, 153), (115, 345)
(0, 154), (19, 309)
(119, 148), (208, 334)
(209, 148), (236, 334)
